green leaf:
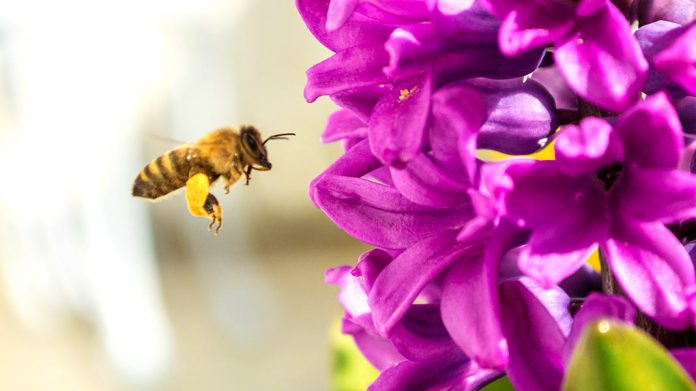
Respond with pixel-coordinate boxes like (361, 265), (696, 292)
(482, 376), (515, 391)
(563, 319), (696, 391)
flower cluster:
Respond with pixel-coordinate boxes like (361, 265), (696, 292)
(298, 0), (696, 389)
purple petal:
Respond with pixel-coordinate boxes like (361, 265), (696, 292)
(554, 4), (648, 112)
(321, 109), (368, 143)
(614, 92), (683, 169)
(654, 22), (696, 96)
(345, 317), (406, 371)
(369, 352), (492, 391)
(331, 84), (391, 122)
(635, 20), (690, 96)
(468, 78), (558, 155)
(384, 24), (446, 78)
(490, 0), (575, 56)
(531, 65), (578, 110)
(672, 348), (696, 380)
(326, 0), (359, 32)
(309, 139), (382, 203)
(369, 74), (433, 166)
(517, 180), (609, 288)
(499, 277), (570, 391)
(637, 0), (696, 25)
(429, 0), (500, 41)
(390, 153), (471, 208)
(369, 231), (477, 335)
(441, 222), (522, 370)
(390, 304), (460, 361)
(355, 248), (393, 291)
(617, 166), (696, 224)
(296, 0), (397, 52)
(499, 160), (608, 229)
(304, 45), (391, 102)
(430, 83), (487, 181)
(563, 293), (636, 364)
(559, 265), (602, 297)
(313, 175), (472, 249)
(554, 117), (624, 178)
(604, 221), (696, 329)
(677, 96), (696, 135)
(326, 266), (372, 322)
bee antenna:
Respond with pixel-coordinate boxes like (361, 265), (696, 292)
(263, 132), (296, 145)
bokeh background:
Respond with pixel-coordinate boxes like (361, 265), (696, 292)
(0, 1), (371, 390)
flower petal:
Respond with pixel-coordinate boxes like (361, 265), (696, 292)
(369, 74), (433, 166)
(313, 175), (472, 249)
(305, 45), (391, 102)
(635, 20), (689, 96)
(441, 222), (522, 370)
(321, 109), (368, 143)
(554, 4), (648, 112)
(563, 293), (636, 365)
(390, 153), (471, 208)
(390, 304), (460, 361)
(369, 352), (495, 391)
(672, 348), (696, 380)
(296, 0), (397, 51)
(614, 92), (683, 169)
(469, 78), (558, 156)
(344, 317), (405, 371)
(499, 277), (570, 391)
(637, 0), (696, 25)
(490, 0), (575, 56)
(617, 166), (696, 224)
(654, 21), (696, 96)
(331, 84), (391, 122)
(369, 231), (475, 335)
(604, 221), (696, 329)
(554, 117), (624, 178)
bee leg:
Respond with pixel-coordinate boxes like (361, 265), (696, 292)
(186, 173), (223, 234)
(244, 165), (252, 186)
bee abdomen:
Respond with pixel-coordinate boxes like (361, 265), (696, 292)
(132, 148), (191, 199)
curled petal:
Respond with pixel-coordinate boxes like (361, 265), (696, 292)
(313, 176), (471, 249)
(321, 109), (367, 143)
(430, 84), (487, 181)
(469, 78), (558, 155)
(326, 0), (359, 32)
(637, 0), (696, 27)
(531, 65), (578, 110)
(555, 4), (648, 112)
(326, 266), (371, 322)
(635, 20), (689, 96)
(390, 304), (459, 361)
(563, 293), (636, 365)
(369, 74), (433, 166)
(499, 277), (570, 391)
(331, 84), (391, 122)
(618, 166), (696, 224)
(555, 117), (624, 178)
(369, 231), (475, 335)
(355, 248), (394, 292)
(384, 24), (447, 77)
(654, 22), (696, 96)
(296, 0), (397, 52)
(433, 45), (545, 84)
(309, 139), (382, 203)
(441, 222), (521, 370)
(605, 221), (696, 329)
(305, 45), (391, 102)
(344, 317), (405, 371)
(390, 154), (471, 208)
(369, 352), (498, 391)
(491, 0), (575, 56)
(429, 0), (500, 41)
(614, 92), (683, 169)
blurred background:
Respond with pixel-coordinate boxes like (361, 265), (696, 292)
(0, 1), (371, 390)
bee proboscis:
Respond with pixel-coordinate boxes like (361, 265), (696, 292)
(132, 125), (294, 234)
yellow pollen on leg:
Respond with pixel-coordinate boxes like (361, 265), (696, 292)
(398, 86), (419, 102)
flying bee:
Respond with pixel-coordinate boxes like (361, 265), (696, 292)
(132, 125), (295, 234)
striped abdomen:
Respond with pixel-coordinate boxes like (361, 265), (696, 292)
(132, 147), (192, 199)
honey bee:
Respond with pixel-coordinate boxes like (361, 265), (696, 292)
(132, 126), (294, 234)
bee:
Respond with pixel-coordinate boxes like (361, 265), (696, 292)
(132, 125), (295, 234)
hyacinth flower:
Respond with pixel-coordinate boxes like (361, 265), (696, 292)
(494, 93), (696, 329)
(482, 0), (649, 112)
(298, 0), (546, 166)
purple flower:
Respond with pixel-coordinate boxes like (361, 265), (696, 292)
(483, 0), (648, 112)
(495, 93), (696, 329)
(636, 20), (696, 96)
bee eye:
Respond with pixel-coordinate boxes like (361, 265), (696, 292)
(243, 133), (259, 152)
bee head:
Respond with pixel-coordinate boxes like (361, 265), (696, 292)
(240, 125), (272, 170)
